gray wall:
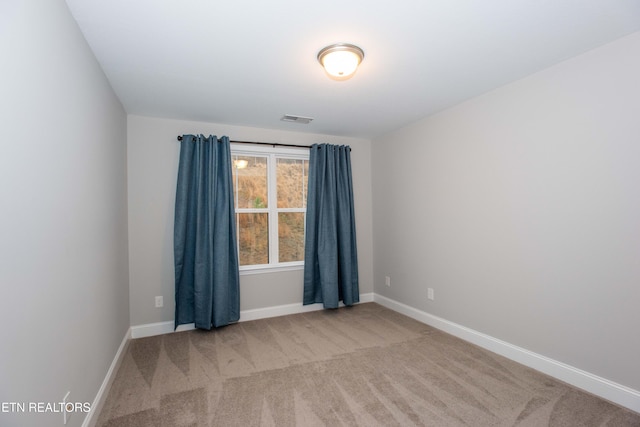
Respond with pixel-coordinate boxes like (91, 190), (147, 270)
(127, 115), (373, 326)
(0, 1), (130, 426)
(372, 32), (640, 391)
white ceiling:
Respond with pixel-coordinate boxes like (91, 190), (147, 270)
(65, 0), (640, 139)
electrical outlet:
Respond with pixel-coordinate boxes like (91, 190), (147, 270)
(427, 288), (434, 301)
(385, 276), (391, 287)
(155, 296), (163, 308)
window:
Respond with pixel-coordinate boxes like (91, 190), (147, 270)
(231, 144), (309, 272)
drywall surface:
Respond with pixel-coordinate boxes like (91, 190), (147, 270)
(127, 115), (373, 326)
(0, 1), (129, 426)
(372, 32), (640, 390)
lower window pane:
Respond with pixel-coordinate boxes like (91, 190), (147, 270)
(237, 213), (268, 266)
(278, 212), (305, 263)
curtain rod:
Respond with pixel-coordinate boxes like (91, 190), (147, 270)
(176, 135), (310, 149)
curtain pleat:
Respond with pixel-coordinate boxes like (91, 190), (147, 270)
(174, 135), (240, 329)
(303, 144), (359, 308)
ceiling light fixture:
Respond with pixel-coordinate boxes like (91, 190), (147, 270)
(317, 43), (364, 81)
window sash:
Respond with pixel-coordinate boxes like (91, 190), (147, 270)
(231, 144), (308, 272)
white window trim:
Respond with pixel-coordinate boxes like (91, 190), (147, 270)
(231, 143), (309, 273)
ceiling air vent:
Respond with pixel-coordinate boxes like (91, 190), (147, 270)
(281, 114), (314, 124)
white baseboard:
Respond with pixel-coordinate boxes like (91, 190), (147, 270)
(130, 320), (186, 338)
(373, 294), (640, 414)
(130, 293), (375, 339)
(82, 327), (131, 427)
(241, 292), (375, 321)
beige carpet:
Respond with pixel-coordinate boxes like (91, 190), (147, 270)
(95, 303), (640, 426)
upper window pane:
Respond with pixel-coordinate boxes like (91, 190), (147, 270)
(232, 155), (268, 209)
(276, 158), (309, 208)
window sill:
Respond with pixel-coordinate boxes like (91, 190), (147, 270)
(239, 264), (304, 276)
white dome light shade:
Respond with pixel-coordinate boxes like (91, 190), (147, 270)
(317, 44), (364, 80)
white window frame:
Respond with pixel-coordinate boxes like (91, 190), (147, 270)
(231, 143), (309, 275)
